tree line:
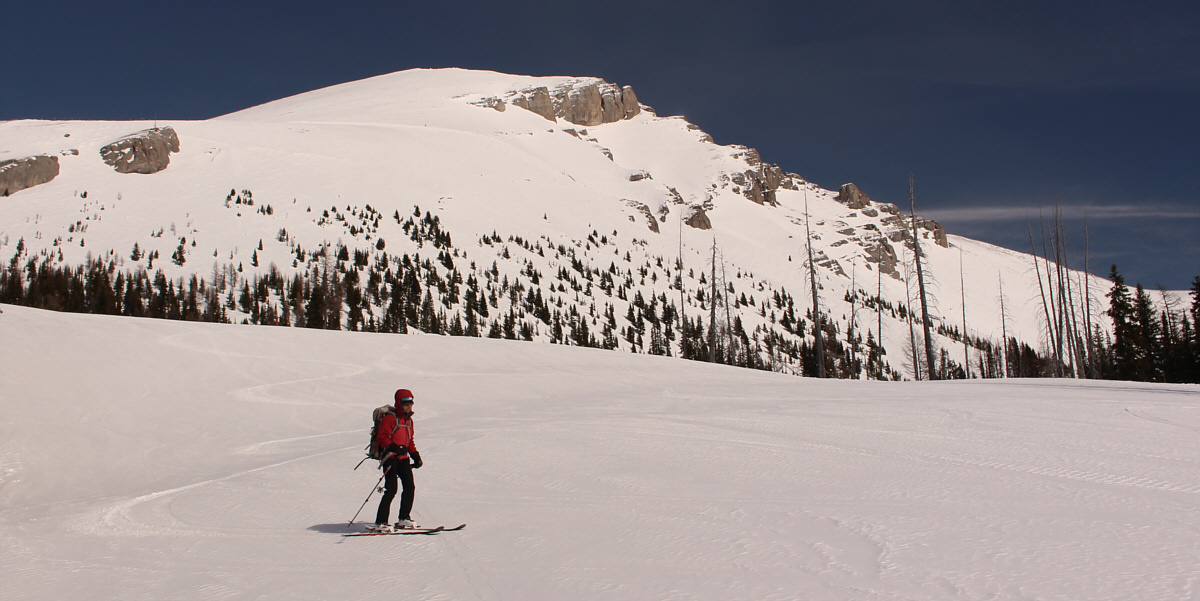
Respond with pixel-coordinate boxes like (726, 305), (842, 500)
(3, 212), (1196, 382)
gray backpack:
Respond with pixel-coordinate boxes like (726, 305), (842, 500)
(366, 405), (399, 460)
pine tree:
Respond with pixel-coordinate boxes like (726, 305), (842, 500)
(1105, 265), (1136, 380)
(305, 279), (327, 329)
(344, 269), (364, 331)
(1132, 284), (1161, 381)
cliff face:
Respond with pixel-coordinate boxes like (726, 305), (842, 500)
(99, 127), (180, 174)
(508, 79), (641, 126)
(0, 155), (60, 196)
(726, 147), (797, 207)
(839, 182), (949, 250)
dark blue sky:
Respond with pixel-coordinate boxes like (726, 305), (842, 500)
(3, 1), (1197, 288)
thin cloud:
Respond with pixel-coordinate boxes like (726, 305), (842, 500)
(924, 204), (1200, 224)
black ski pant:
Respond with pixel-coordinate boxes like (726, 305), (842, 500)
(375, 457), (414, 525)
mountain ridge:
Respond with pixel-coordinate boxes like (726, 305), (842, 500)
(0, 68), (1143, 378)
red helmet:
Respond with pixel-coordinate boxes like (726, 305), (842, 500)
(394, 389), (415, 405)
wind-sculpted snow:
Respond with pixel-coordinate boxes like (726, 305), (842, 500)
(2, 305), (1198, 600)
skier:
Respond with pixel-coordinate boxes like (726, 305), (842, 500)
(374, 388), (423, 531)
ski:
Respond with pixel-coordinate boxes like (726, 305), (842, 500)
(343, 524), (465, 537)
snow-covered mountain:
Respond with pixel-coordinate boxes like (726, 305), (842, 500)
(0, 68), (1122, 377)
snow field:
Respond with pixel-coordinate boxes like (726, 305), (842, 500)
(2, 304), (1198, 600)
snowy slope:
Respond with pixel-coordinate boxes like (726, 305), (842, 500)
(0, 68), (1171, 377)
(2, 305), (1198, 600)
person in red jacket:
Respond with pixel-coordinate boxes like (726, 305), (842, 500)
(374, 388), (423, 530)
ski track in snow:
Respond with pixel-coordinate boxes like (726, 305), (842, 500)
(84, 324), (403, 539)
(1124, 406), (1200, 433)
(91, 445), (360, 538)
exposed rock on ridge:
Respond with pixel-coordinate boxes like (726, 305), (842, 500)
(837, 183), (872, 209)
(1, 155), (60, 196)
(509, 87), (554, 121)
(99, 127), (180, 174)
(728, 147), (797, 206)
(508, 79), (641, 126)
(839, 182), (949, 249)
(471, 97), (506, 112)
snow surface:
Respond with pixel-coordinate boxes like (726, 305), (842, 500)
(3, 304), (1198, 600)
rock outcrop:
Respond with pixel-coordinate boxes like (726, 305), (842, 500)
(917, 218), (949, 248)
(470, 97), (506, 112)
(839, 184), (949, 249)
(99, 127), (180, 174)
(0, 155), (60, 196)
(626, 200), (660, 233)
(509, 79), (641, 126)
(684, 205), (712, 230)
(729, 147), (795, 206)
(862, 236), (900, 277)
(509, 87), (555, 121)
(836, 183), (872, 209)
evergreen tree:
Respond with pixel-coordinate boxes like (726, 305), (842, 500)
(305, 280), (328, 329)
(420, 291), (438, 333)
(1105, 265), (1136, 380)
(344, 269), (364, 331)
(1131, 284), (1161, 381)
(289, 276), (306, 328)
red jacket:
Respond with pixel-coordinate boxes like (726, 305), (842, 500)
(376, 409), (416, 459)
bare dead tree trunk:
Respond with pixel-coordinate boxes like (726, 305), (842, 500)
(999, 273), (1009, 378)
(1052, 207), (1067, 375)
(1041, 208), (1065, 376)
(1084, 216), (1097, 378)
(804, 192), (826, 378)
(876, 260), (883, 380)
(678, 213), (687, 360)
(849, 264), (859, 379)
(1054, 205), (1081, 377)
(959, 247), (970, 378)
(904, 247), (921, 381)
(721, 257), (733, 364)
(709, 238), (718, 364)
(1073, 270), (1091, 377)
(1058, 207), (1085, 378)
(1028, 220), (1057, 376)
(909, 175), (937, 380)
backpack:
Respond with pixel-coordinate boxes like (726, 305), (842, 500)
(366, 405), (400, 460)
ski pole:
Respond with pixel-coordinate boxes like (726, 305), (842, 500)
(349, 473), (385, 525)
(353, 455), (369, 470)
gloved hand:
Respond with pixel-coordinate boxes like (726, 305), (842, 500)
(410, 451), (423, 469)
(386, 444), (408, 456)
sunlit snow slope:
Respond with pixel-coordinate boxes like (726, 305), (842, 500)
(2, 305), (1198, 601)
(1, 67), (1152, 379)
